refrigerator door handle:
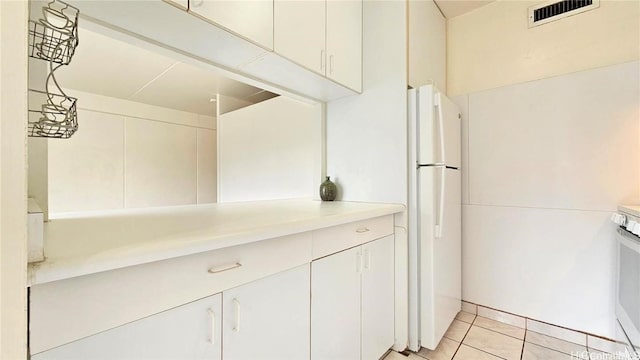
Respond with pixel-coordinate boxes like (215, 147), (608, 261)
(435, 93), (446, 165)
(435, 166), (445, 239)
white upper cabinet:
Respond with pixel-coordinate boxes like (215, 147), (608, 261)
(408, 0), (446, 91)
(326, 0), (362, 92)
(65, 0), (358, 102)
(189, 0), (274, 50)
(274, 0), (326, 75)
(31, 294), (222, 360)
(223, 265), (310, 360)
(274, 0), (362, 92)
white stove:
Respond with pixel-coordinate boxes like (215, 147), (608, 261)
(613, 205), (640, 359)
(613, 205), (640, 234)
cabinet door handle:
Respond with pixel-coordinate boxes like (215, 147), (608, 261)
(363, 249), (371, 270)
(356, 227), (370, 233)
(320, 49), (325, 72)
(233, 298), (241, 332)
(329, 54), (334, 75)
(207, 308), (216, 344)
(207, 262), (242, 274)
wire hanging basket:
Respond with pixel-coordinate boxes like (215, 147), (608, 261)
(28, 0), (79, 65)
(27, 0), (80, 139)
(28, 89), (77, 139)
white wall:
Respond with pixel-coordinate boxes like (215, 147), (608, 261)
(447, 0), (640, 96)
(326, 1), (407, 206)
(47, 90), (217, 214)
(218, 96), (319, 202)
(448, 0), (640, 339)
(408, 0), (445, 92)
(458, 61), (640, 338)
(28, 59), (49, 220)
(325, 0), (408, 349)
(0, 1), (28, 358)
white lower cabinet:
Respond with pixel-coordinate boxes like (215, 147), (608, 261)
(311, 235), (395, 360)
(223, 264), (310, 360)
(31, 294), (223, 360)
(361, 235), (395, 360)
(311, 245), (362, 360)
(32, 265), (311, 360)
(31, 221), (395, 360)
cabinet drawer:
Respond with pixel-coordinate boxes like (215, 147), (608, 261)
(312, 215), (393, 259)
(30, 233), (312, 355)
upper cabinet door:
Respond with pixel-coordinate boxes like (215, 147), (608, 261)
(189, 0), (274, 50)
(326, 0), (362, 92)
(274, 0), (326, 75)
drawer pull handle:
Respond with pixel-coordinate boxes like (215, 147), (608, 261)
(207, 308), (216, 344)
(356, 227), (370, 233)
(207, 262), (242, 274)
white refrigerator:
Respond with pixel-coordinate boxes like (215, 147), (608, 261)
(408, 85), (462, 351)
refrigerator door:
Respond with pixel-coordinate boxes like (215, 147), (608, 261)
(417, 85), (461, 169)
(407, 87), (421, 351)
(418, 166), (461, 350)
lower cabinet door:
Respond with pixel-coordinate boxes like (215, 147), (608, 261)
(361, 235), (395, 360)
(311, 246), (362, 360)
(223, 264), (310, 360)
(31, 294), (222, 360)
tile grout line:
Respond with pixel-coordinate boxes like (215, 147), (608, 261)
(446, 316), (476, 359)
(471, 321), (525, 341)
(527, 340), (589, 360)
(467, 313), (522, 360)
(462, 343), (509, 360)
(448, 338), (462, 360)
(466, 301), (619, 345)
(520, 329), (526, 360)
(449, 309), (614, 360)
(522, 324), (592, 359)
(423, 308), (615, 360)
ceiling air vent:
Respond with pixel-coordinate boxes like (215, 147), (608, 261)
(528, 0), (599, 28)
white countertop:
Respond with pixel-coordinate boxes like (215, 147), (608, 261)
(28, 199), (404, 285)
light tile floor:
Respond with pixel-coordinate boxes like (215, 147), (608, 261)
(385, 310), (627, 360)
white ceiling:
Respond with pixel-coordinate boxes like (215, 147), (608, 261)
(433, 0), (496, 19)
(55, 27), (276, 116)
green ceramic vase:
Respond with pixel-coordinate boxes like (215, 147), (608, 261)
(319, 176), (337, 201)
